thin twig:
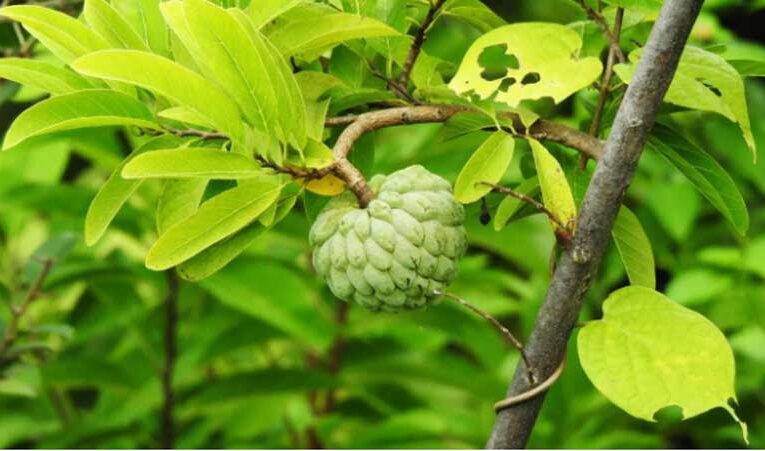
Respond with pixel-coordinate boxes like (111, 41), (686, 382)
(575, 0), (626, 63)
(369, 65), (418, 104)
(485, 183), (572, 237)
(255, 156), (331, 181)
(0, 258), (54, 357)
(163, 127), (227, 140)
(399, 0), (447, 86)
(493, 358), (565, 412)
(160, 271), (179, 449)
(434, 290), (535, 385)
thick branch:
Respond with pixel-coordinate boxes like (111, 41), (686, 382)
(486, 0), (704, 448)
(328, 105), (605, 207)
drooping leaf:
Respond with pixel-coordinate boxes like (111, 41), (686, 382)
(648, 124), (749, 236)
(0, 58), (94, 95)
(615, 46), (755, 158)
(111, 0), (170, 56)
(72, 50), (247, 150)
(145, 178), (282, 270)
(156, 179), (209, 234)
(246, 0), (304, 28)
(84, 0), (149, 50)
(85, 135), (181, 246)
(3, 90), (159, 150)
(162, 0), (307, 150)
(529, 139), (576, 230)
(450, 23), (602, 107)
(578, 286), (748, 443)
(611, 206), (655, 289)
(266, 12), (400, 57)
(454, 131), (515, 204)
(178, 223), (267, 281)
(493, 177), (539, 231)
(0, 5), (108, 63)
(122, 148), (263, 179)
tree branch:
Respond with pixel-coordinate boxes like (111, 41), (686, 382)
(160, 271), (179, 449)
(399, 0), (447, 86)
(589, 7), (625, 138)
(0, 258), (54, 358)
(486, 0), (704, 448)
(576, 0), (626, 63)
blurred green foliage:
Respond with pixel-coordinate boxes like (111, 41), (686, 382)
(0, 0), (764, 448)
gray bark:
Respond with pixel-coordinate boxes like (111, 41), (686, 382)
(486, 0), (705, 448)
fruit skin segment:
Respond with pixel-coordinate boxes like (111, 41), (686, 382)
(309, 165), (468, 312)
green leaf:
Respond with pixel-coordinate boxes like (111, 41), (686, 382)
(85, 135), (181, 246)
(449, 23), (602, 107)
(246, 0), (304, 28)
(727, 59), (765, 77)
(0, 5), (108, 63)
(2, 90), (158, 150)
(163, 0), (307, 150)
(122, 148), (263, 179)
(156, 179), (209, 235)
(611, 206), (655, 289)
(266, 12), (400, 57)
(454, 131), (515, 204)
(84, 0), (149, 50)
(578, 286), (748, 444)
(0, 58), (94, 95)
(529, 138), (576, 230)
(601, 0), (661, 14)
(178, 223), (266, 281)
(158, 106), (217, 130)
(648, 124), (749, 235)
(442, 0), (506, 33)
(198, 257), (333, 347)
(493, 177), (539, 231)
(111, 0), (170, 56)
(145, 178), (282, 270)
(72, 50), (247, 150)
(615, 46), (755, 158)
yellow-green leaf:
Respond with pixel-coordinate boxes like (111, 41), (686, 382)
(493, 177), (539, 231)
(615, 46), (755, 159)
(122, 148), (263, 179)
(454, 131), (515, 204)
(450, 23), (602, 107)
(156, 179), (208, 235)
(529, 138), (576, 230)
(178, 223), (267, 281)
(84, 0), (149, 50)
(3, 90), (158, 150)
(0, 58), (94, 95)
(612, 206), (656, 289)
(579, 286), (747, 444)
(145, 179), (282, 270)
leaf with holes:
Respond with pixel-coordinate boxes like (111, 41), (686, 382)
(612, 206), (655, 289)
(454, 131), (515, 204)
(529, 139), (576, 231)
(449, 23), (602, 107)
(579, 286), (748, 443)
(615, 46), (755, 158)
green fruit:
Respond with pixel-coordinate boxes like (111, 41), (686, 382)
(309, 165), (468, 312)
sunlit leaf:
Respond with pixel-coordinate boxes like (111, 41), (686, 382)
(84, 0), (149, 50)
(0, 58), (94, 95)
(529, 138), (576, 230)
(122, 148), (263, 179)
(145, 178), (282, 270)
(612, 206), (655, 289)
(3, 90), (158, 150)
(156, 179), (209, 234)
(454, 131), (515, 203)
(178, 223), (266, 281)
(579, 286), (748, 443)
(450, 23), (602, 107)
(616, 46), (755, 158)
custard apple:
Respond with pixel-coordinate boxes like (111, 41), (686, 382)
(309, 165), (468, 312)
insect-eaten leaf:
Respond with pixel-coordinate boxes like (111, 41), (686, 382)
(454, 131), (515, 204)
(578, 286), (748, 444)
(529, 139), (576, 231)
(615, 46), (756, 160)
(449, 23), (602, 107)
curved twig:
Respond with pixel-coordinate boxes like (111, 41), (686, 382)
(493, 358), (565, 412)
